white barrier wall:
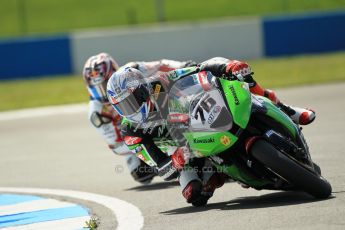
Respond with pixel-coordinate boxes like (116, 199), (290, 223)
(2, 11), (343, 79)
(71, 18), (263, 73)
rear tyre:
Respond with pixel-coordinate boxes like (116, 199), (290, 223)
(251, 140), (332, 199)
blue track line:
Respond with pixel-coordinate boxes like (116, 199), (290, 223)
(0, 194), (43, 206)
(0, 205), (89, 228)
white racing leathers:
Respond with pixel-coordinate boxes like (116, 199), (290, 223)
(88, 100), (127, 154)
(88, 100), (155, 184)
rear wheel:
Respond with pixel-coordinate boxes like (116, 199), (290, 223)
(251, 140), (332, 199)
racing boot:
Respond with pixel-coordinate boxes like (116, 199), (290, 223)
(249, 83), (315, 126)
(180, 169), (209, 206)
(182, 180), (209, 207)
(278, 102), (316, 125)
(201, 172), (226, 197)
(180, 170), (225, 207)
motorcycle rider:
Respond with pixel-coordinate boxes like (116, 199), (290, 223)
(83, 52), (195, 184)
(107, 64), (226, 206)
(106, 57), (316, 205)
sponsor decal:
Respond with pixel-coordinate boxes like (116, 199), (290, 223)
(90, 76), (103, 85)
(157, 125), (165, 138)
(120, 77), (128, 89)
(126, 79), (140, 89)
(175, 69), (187, 76)
(124, 136), (142, 145)
(233, 66), (251, 78)
(134, 146), (143, 153)
(107, 89), (131, 105)
(192, 75), (198, 84)
(169, 68), (195, 81)
(168, 71), (179, 80)
(182, 184), (193, 200)
(207, 105), (222, 124)
(220, 135), (231, 146)
(241, 82), (249, 90)
(107, 90), (118, 104)
(137, 153), (145, 161)
(168, 113), (189, 124)
(229, 85), (240, 105)
(154, 84), (161, 99)
(115, 87), (122, 94)
(207, 113), (216, 124)
(193, 137), (215, 144)
(198, 71), (211, 91)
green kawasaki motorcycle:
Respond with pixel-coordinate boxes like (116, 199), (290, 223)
(165, 67), (332, 200)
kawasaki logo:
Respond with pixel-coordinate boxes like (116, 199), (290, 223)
(193, 138), (215, 144)
(229, 85), (240, 105)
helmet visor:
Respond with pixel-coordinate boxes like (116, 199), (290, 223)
(111, 82), (150, 116)
(113, 92), (143, 116)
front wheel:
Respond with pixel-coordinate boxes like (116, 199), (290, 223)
(251, 140), (332, 199)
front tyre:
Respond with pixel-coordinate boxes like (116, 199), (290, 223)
(251, 140), (332, 199)
(313, 162), (322, 176)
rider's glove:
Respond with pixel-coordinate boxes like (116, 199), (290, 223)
(225, 60), (253, 82)
(171, 146), (193, 170)
(198, 62), (227, 77)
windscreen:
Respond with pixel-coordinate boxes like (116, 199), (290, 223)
(167, 72), (233, 145)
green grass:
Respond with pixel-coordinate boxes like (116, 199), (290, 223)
(0, 51), (344, 112)
(1, 0), (344, 38)
(0, 75), (87, 111)
(251, 51), (345, 88)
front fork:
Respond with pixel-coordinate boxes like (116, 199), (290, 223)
(246, 130), (317, 175)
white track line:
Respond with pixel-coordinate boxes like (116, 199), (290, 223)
(0, 187), (144, 230)
(0, 104), (87, 121)
(2, 216), (90, 230)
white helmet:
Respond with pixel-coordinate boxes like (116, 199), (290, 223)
(83, 53), (119, 102)
(107, 67), (156, 123)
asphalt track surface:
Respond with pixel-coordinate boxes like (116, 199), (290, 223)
(1, 82), (345, 230)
